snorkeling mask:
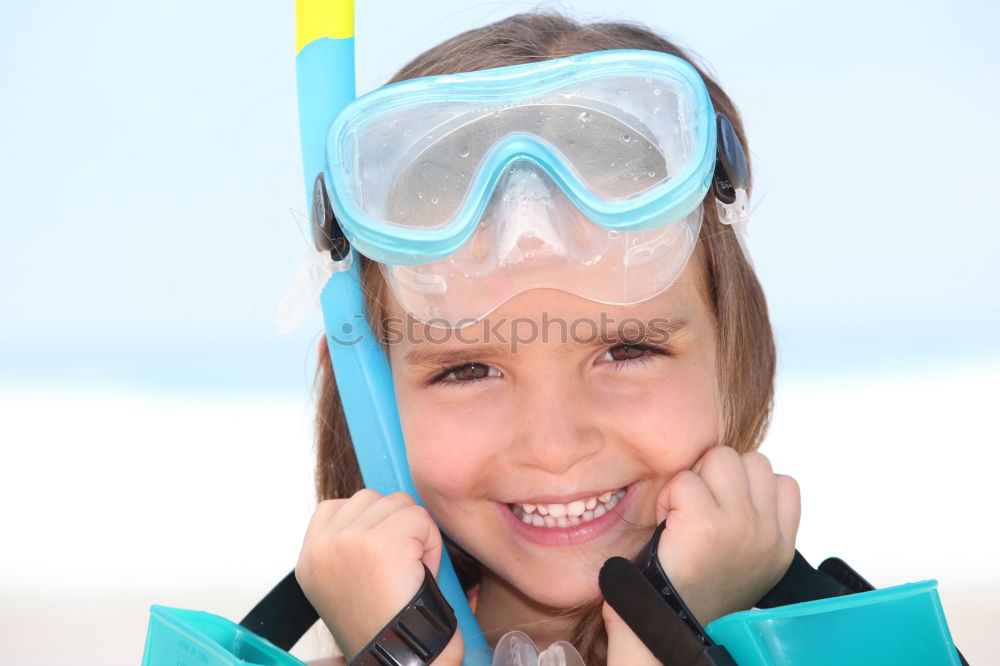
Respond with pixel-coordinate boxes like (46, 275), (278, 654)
(312, 49), (749, 327)
(141, 2), (967, 665)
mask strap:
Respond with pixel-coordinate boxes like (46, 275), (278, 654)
(712, 112), (753, 267)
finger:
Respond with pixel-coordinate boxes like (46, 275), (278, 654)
(300, 498), (350, 547)
(656, 469), (717, 524)
(325, 488), (385, 532)
(743, 452), (778, 518)
(775, 474), (802, 544)
(351, 491), (417, 530)
(695, 446), (751, 510)
(378, 503), (444, 577)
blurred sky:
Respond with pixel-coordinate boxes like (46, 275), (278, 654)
(1, 1), (999, 664)
(1, 0), (998, 392)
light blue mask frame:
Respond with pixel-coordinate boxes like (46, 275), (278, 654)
(323, 49), (717, 267)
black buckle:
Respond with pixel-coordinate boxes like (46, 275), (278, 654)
(311, 171), (351, 260)
(711, 112), (748, 206)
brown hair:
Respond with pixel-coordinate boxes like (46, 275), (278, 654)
(311, 11), (775, 664)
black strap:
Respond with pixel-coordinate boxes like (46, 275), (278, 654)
(350, 564), (457, 666)
(600, 556), (737, 666)
(817, 557), (875, 593)
(239, 569), (319, 651)
(638, 522), (715, 645)
(755, 551), (859, 608)
(235, 547), (969, 666)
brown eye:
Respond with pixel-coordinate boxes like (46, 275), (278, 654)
(434, 362), (502, 385)
(608, 344), (647, 361)
(599, 343), (670, 368)
(452, 363), (491, 381)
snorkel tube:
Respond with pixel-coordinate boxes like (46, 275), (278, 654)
(141, 4), (489, 665)
(296, 1), (491, 663)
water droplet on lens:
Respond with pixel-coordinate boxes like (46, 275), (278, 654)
(622, 134), (632, 143)
(648, 170), (656, 177)
(653, 88), (661, 96)
(609, 231), (619, 239)
(459, 146), (470, 158)
(431, 197), (439, 204)
(578, 111), (591, 122)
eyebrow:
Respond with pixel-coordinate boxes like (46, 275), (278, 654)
(402, 316), (690, 368)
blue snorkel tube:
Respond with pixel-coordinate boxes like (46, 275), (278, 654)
(140, 3), (489, 664)
(294, 0), (491, 663)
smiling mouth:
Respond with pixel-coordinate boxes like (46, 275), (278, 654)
(507, 487), (627, 528)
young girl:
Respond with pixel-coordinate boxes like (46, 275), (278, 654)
(295, 12), (800, 665)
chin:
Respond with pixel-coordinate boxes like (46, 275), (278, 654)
(503, 561), (604, 610)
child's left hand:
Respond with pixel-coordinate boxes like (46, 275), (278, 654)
(603, 447), (800, 665)
(652, 447), (801, 624)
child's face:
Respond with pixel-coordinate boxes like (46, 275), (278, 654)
(387, 258), (719, 609)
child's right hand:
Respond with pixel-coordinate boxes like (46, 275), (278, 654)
(295, 489), (464, 665)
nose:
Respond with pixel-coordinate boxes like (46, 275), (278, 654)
(506, 377), (605, 474)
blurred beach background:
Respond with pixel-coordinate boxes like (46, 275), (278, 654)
(1, 0), (998, 663)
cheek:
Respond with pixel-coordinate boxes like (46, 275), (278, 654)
(611, 365), (719, 476)
(402, 407), (499, 504)
(402, 412), (504, 554)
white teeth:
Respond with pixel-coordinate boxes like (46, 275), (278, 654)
(510, 487), (627, 529)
